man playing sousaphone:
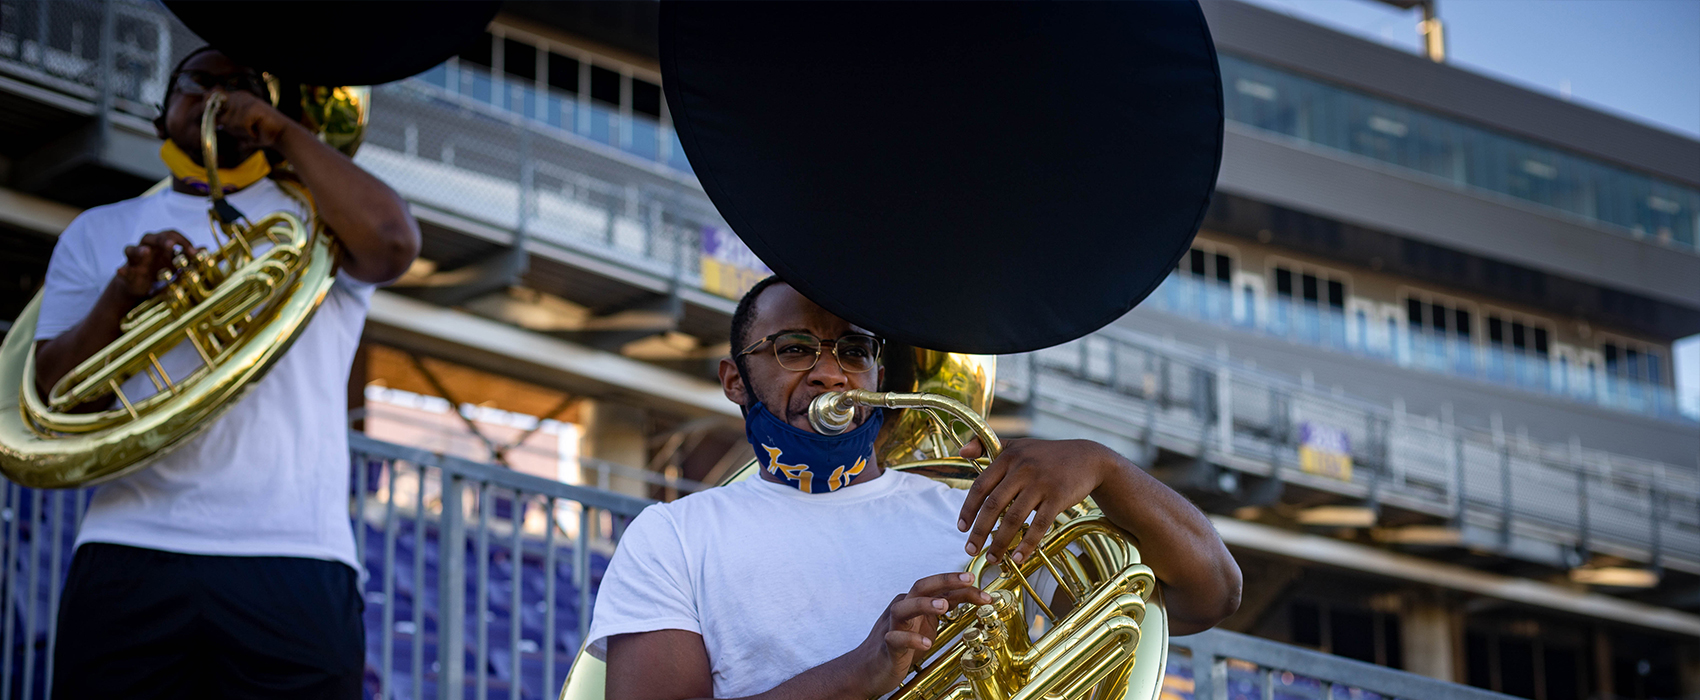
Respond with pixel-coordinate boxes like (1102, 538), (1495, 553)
(34, 46), (417, 698)
(588, 276), (1243, 699)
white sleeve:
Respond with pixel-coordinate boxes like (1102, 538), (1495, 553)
(35, 215), (106, 342)
(585, 505), (702, 661)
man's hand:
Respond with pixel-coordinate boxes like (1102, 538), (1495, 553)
(214, 89), (302, 151)
(116, 230), (199, 300)
(35, 230), (201, 403)
(956, 437), (1242, 635)
(956, 438), (1112, 566)
(850, 572), (990, 697)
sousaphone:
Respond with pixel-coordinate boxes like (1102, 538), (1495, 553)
(0, 2), (500, 488)
(565, 2), (1224, 699)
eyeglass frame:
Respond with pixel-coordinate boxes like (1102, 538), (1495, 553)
(736, 331), (884, 373)
(171, 69), (276, 104)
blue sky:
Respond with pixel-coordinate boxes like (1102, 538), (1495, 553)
(1238, 0), (1700, 416)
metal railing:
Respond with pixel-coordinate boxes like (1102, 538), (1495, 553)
(1149, 272), (1694, 423)
(6, 436), (1528, 700)
(0, 0), (196, 119)
(999, 327), (1700, 574)
(0, 435), (653, 700)
(1171, 629), (1514, 700)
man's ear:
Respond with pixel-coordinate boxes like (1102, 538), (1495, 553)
(718, 357), (748, 407)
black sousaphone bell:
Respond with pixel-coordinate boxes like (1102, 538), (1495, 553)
(164, 1), (501, 91)
(662, 1), (1224, 354)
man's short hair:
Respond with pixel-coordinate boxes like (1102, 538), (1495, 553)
(729, 274), (786, 378)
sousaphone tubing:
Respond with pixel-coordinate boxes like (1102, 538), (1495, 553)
(0, 1), (500, 488)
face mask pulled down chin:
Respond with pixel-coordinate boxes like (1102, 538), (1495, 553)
(745, 401), (883, 494)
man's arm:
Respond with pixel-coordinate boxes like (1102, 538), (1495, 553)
(217, 91), (420, 284)
(606, 573), (988, 700)
(958, 438), (1242, 636)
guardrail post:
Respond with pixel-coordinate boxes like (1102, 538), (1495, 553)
(440, 475), (467, 700)
(1187, 634), (1225, 700)
(576, 506), (593, 647)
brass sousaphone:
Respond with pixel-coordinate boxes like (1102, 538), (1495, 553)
(0, 2), (500, 488)
(566, 2), (1225, 699)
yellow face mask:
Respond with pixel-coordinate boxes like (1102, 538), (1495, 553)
(159, 140), (271, 195)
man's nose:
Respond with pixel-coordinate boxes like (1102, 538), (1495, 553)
(807, 353), (848, 388)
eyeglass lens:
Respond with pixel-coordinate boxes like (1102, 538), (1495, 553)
(176, 71), (267, 99)
(772, 333), (880, 372)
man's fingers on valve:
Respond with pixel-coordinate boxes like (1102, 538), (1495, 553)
(962, 466), (1031, 560)
(884, 629), (934, 652)
(888, 595), (952, 626)
(1010, 502), (1064, 566)
(906, 572), (992, 606)
(983, 491), (1046, 564)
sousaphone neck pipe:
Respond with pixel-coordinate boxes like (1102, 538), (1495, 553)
(807, 389), (1002, 461)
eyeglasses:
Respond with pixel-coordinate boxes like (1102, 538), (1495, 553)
(173, 70), (271, 101)
(737, 332), (883, 373)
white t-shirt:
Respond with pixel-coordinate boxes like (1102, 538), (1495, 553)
(587, 468), (977, 697)
(35, 179), (373, 571)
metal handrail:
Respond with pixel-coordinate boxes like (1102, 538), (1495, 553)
(1006, 329), (1699, 573)
(1173, 628), (1515, 700)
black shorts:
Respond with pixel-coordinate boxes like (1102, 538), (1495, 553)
(51, 543), (365, 700)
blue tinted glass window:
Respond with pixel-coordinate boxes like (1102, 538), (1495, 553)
(1218, 54), (1698, 252)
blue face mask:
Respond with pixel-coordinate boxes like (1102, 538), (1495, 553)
(745, 401), (884, 494)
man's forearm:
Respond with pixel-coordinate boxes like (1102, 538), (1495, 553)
(272, 125), (418, 283)
(1090, 455), (1242, 633)
(34, 278), (141, 402)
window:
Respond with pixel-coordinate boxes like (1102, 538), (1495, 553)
(502, 38), (536, 81)
(439, 25), (683, 170)
(1484, 310), (1552, 357)
(631, 78), (663, 119)
(547, 52), (580, 93)
(1272, 261), (1347, 309)
(1403, 290), (1476, 339)
(1600, 337), (1667, 385)
(1218, 53), (1698, 251)
(589, 65), (622, 106)
(1184, 243), (1235, 285)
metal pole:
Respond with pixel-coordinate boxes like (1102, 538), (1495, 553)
(44, 491), (66, 699)
(1499, 446), (1513, 548)
(1216, 345), (1232, 456)
(509, 491), (525, 700)
(476, 483), (491, 700)
(33, 0), (49, 70)
(543, 498), (558, 696)
(440, 475), (467, 700)
(381, 460), (400, 699)
(576, 507), (592, 646)
(21, 490), (43, 700)
(1574, 442), (1591, 562)
(95, 0), (116, 147)
(1453, 433), (1466, 522)
(1, 484), (18, 700)
(412, 468), (427, 699)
